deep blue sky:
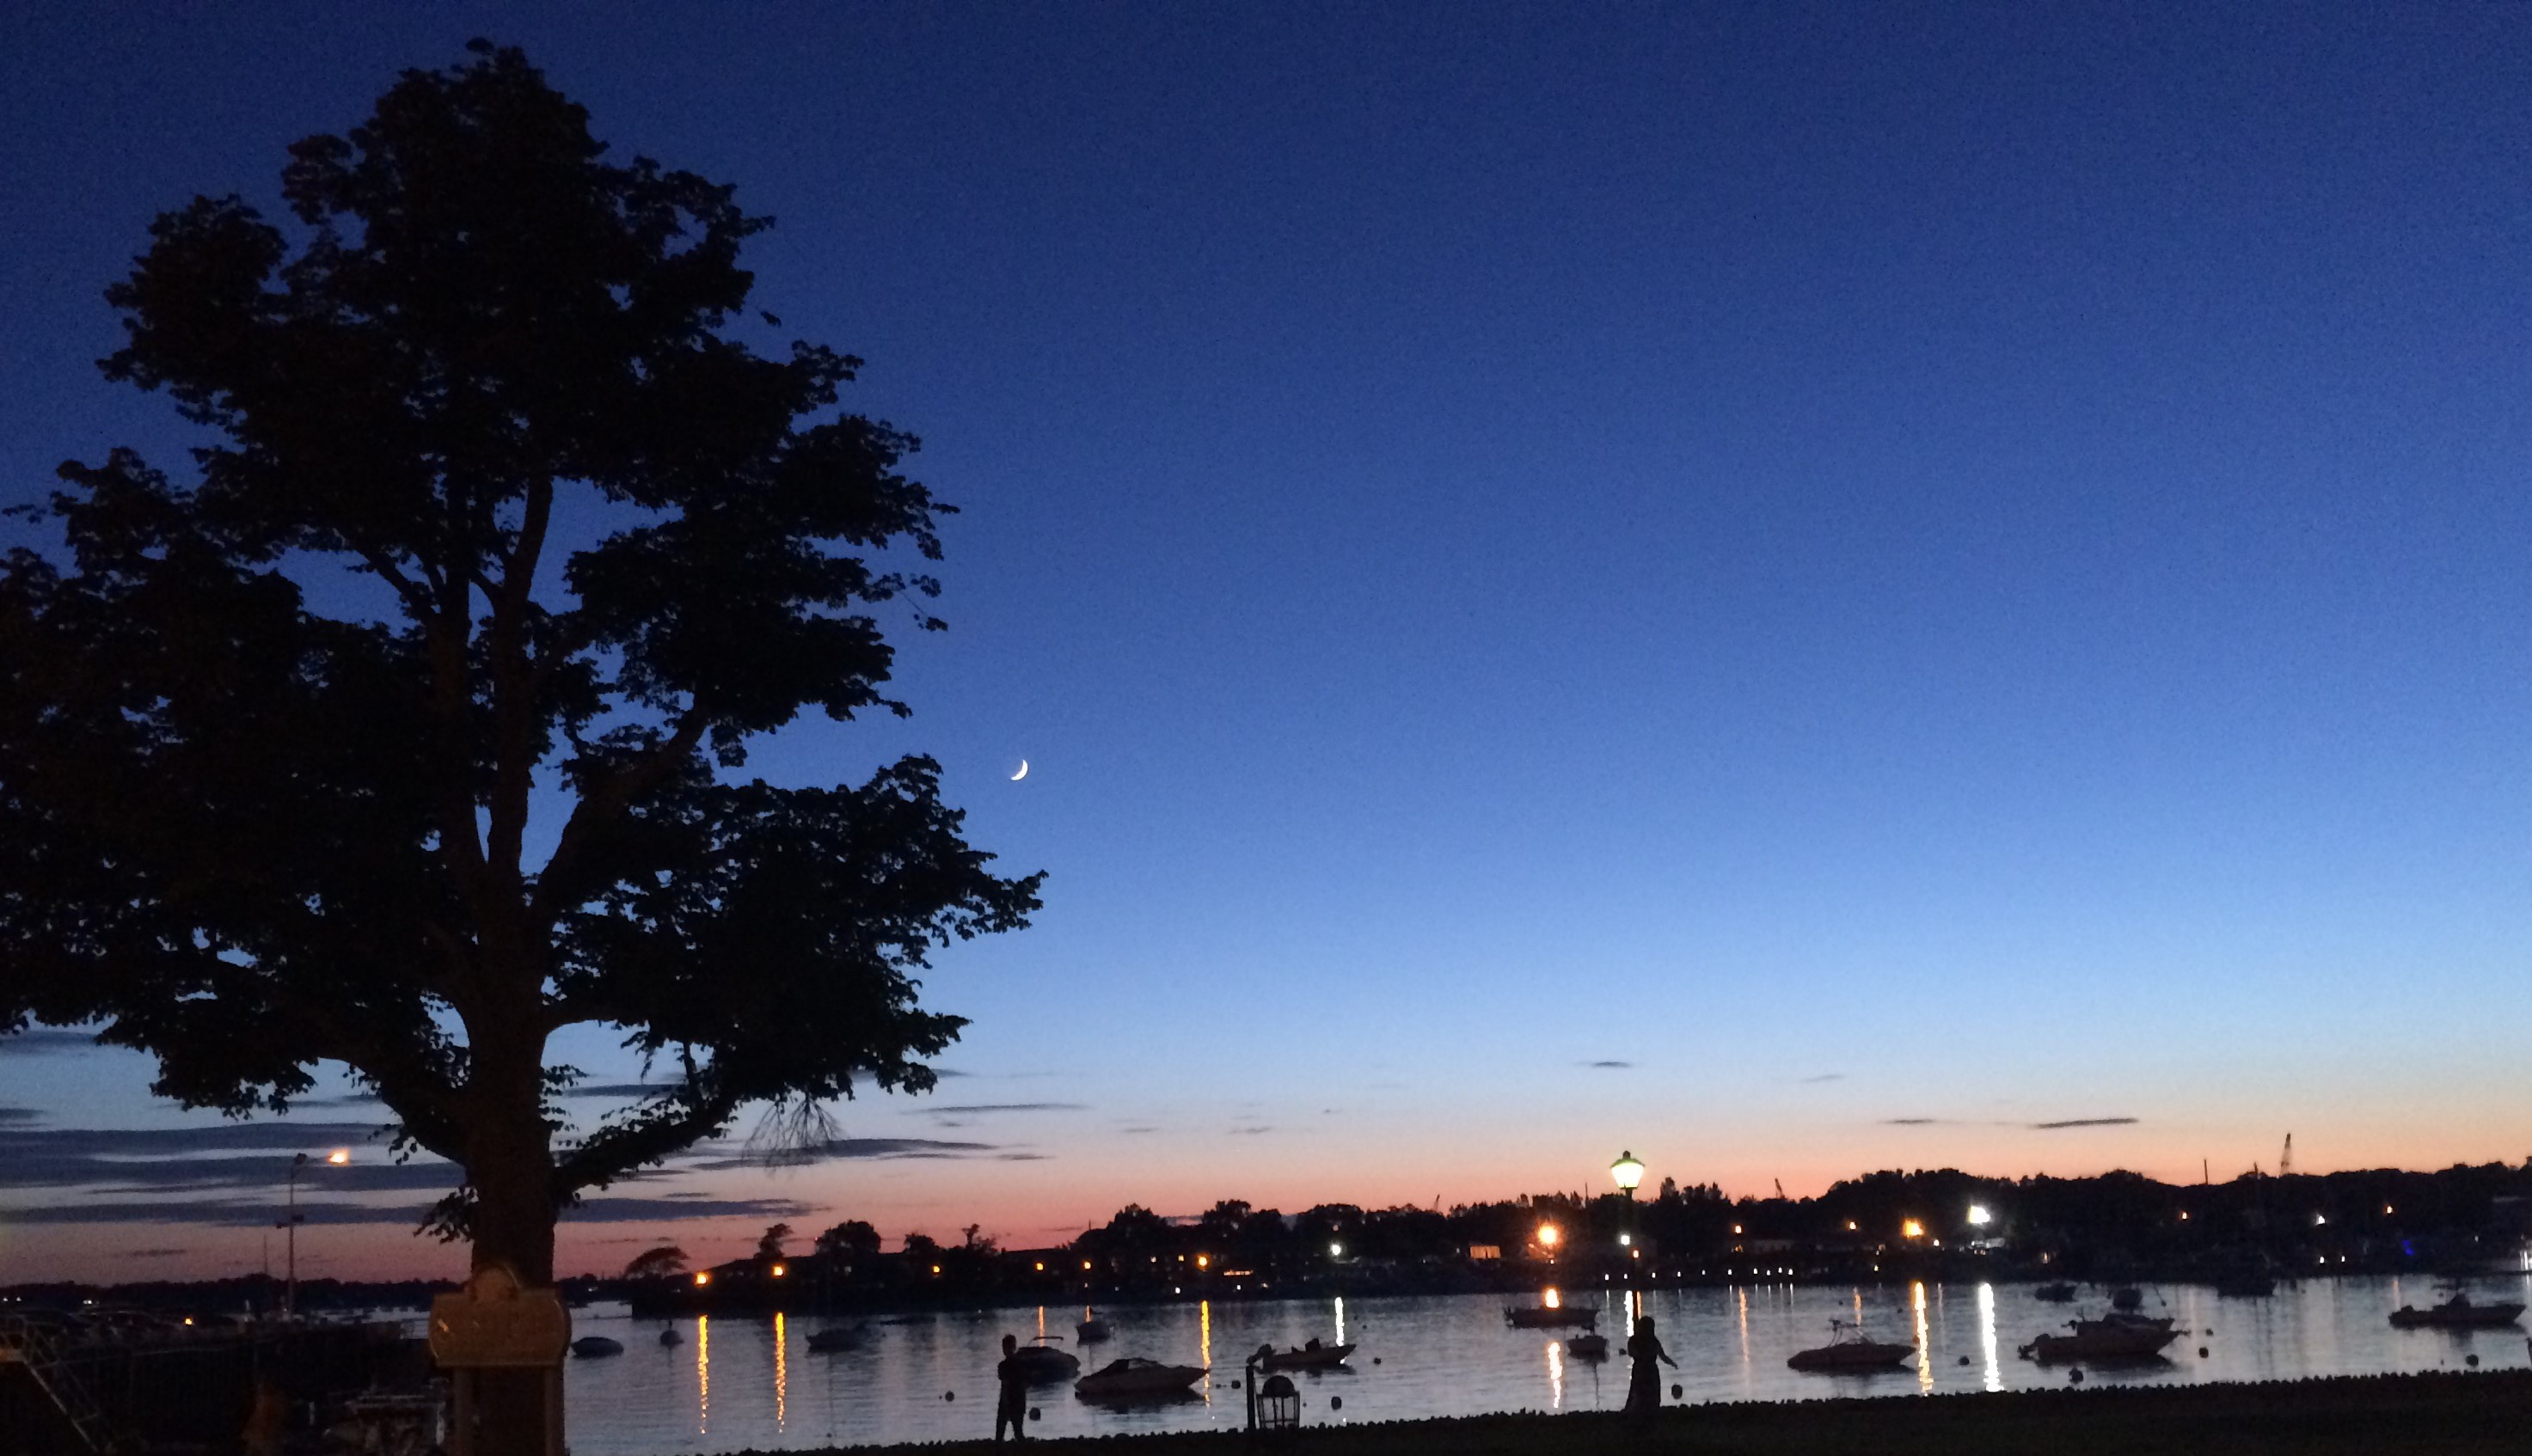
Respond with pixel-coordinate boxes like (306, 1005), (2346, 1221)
(3, 3), (2529, 1279)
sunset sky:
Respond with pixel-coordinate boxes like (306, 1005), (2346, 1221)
(4, 3), (2529, 1284)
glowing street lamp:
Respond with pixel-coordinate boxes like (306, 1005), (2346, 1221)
(1537, 1222), (1561, 1254)
(1901, 1219), (1926, 1240)
(1610, 1150), (1646, 1198)
(1968, 1205), (1992, 1227)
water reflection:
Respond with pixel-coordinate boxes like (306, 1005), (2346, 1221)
(548, 1275), (2532, 1453)
(1976, 1283), (2001, 1392)
(1910, 1282), (1932, 1394)
(695, 1313), (710, 1437)
(1199, 1300), (1211, 1404)
(1735, 1285), (1750, 1369)
(1334, 1295), (1346, 1345)
(772, 1312), (787, 1430)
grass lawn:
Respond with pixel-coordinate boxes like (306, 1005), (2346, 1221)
(772, 1370), (2532, 1455)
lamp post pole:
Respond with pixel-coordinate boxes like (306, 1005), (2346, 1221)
(284, 1153), (309, 1318)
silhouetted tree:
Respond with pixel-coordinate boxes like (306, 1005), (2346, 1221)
(622, 1245), (688, 1280)
(756, 1222), (794, 1263)
(0, 39), (1039, 1314)
(814, 1220), (883, 1263)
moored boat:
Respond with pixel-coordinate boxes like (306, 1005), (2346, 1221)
(2032, 1281), (2076, 1302)
(805, 1326), (860, 1352)
(1010, 1335), (1082, 1380)
(1075, 1356), (1207, 1399)
(569, 1336), (624, 1357)
(2389, 1292), (2526, 1330)
(1255, 1339), (1355, 1369)
(1505, 1304), (1597, 1329)
(2020, 1312), (2179, 1362)
(1564, 1333), (1609, 1360)
(658, 1329), (683, 1347)
(1077, 1310), (1112, 1343)
(1787, 1320), (1914, 1372)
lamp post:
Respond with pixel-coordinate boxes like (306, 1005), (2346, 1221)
(282, 1153), (309, 1318)
(281, 1148), (349, 1319)
(1610, 1152), (1645, 1281)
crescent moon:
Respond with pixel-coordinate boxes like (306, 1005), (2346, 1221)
(1010, 760), (1029, 781)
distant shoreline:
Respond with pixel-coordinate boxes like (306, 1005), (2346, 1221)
(722, 1370), (2532, 1454)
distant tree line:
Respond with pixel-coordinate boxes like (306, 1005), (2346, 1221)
(614, 1160), (2532, 1306)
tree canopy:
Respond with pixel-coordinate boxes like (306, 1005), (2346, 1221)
(0, 41), (1040, 1285)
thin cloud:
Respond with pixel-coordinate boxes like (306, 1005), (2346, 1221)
(121, 1247), (187, 1258)
(917, 1103), (1088, 1116)
(1581, 1060), (1634, 1070)
(0, 1028), (107, 1055)
(1229, 1126), (1272, 1136)
(2031, 1117), (2137, 1130)
(1881, 1117), (1947, 1126)
(2, 1193), (822, 1227)
(560, 1083), (673, 1099)
(1117, 1126), (1157, 1135)
(1798, 1073), (1845, 1084)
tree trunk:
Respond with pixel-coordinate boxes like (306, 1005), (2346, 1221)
(464, 1030), (562, 1456)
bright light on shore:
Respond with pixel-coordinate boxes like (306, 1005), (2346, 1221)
(326, 1149), (350, 1165)
(1968, 1205), (1991, 1227)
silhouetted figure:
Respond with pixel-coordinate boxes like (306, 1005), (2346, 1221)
(995, 1334), (1029, 1443)
(1622, 1315), (1676, 1416)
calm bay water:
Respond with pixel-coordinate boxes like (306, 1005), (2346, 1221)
(521, 1271), (2532, 1453)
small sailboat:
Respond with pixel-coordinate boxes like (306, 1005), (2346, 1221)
(1786, 1321), (1913, 1372)
(1077, 1309), (1112, 1343)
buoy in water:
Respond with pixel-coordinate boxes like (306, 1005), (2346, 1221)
(2198, 1347), (2209, 1358)
(943, 1391), (955, 1402)
(2467, 1354), (2480, 1367)
(2069, 1368), (2084, 1384)
(1958, 1355), (1970, 1366)
(1030, 1407), (1042, 1420)
(1330, 1396), (1342, 1411)
(1670, 1384), (1683, 1398)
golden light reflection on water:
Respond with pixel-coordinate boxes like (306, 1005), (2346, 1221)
(1976, 1282), (2001, 1392)
(1545, 1337), (1565, 1409)
(1910, 1282), (1932, 1394)
(1334, 1295), (1346, 1346)
(1735, 1285), (1750, 1370)
(696, 1314), (710, 1436)
(773, 1312), (788, 1430)
(1199, 1300), (1212, 1404)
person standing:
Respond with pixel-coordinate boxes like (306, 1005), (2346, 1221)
(1622, 1314), (1676, 1416)
(995, 1333), (1030, 1443)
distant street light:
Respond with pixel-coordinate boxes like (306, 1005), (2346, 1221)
(1329, 1242), (1344, 1258)
(1901, 1219), (1925, 1240)
(1610, 1151), (1645, 1198)
(1968, 1205), (1992, 1227)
